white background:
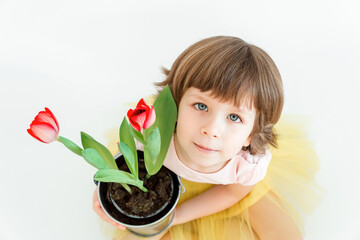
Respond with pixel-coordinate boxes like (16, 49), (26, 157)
(1, 0), (359, 239)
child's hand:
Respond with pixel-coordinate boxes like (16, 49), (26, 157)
(93, 187), (126, 230)
(169, 207), (181, 227)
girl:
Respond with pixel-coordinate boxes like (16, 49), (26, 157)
(93, 36), (321, 239)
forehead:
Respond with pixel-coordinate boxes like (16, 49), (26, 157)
(183, 87), (256, 113)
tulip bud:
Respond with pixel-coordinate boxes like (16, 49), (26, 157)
(127, 99), (156, 131)
(27, 107), (60, 143)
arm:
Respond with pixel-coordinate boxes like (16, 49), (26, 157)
(172, 183), (254, 225)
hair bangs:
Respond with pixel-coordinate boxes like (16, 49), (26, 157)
(179, 46), (259, 111)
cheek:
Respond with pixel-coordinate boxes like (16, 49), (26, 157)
(226, 128), (252, 146)
(177, 107), (193, 129)
(175, 116), (188, 138)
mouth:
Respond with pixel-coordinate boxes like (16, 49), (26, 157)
(194, 142), (218, 153)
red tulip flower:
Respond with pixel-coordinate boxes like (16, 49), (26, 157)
(127, 99), (156, 131)
(27, 107), (60, 143)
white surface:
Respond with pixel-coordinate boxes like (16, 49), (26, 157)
(1, 0), (359, 239)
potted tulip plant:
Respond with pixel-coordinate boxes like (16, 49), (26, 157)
(27, 86), (182, 237)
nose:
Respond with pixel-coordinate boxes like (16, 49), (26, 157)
(200, 116), (222, 139)
(201, 128), (219, 138)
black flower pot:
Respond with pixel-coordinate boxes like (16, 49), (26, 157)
(97, 151), (184, 237)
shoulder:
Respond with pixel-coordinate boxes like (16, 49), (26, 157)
(234, 148), (272, 186)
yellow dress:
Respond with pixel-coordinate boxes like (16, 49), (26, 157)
(106, 116), (323, 240)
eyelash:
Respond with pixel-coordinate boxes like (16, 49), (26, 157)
(193, 103), (242, 123)
(194, 103), (208, 111)
(228, 114), (242, 122)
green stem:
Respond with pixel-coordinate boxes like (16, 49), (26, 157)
(57, 136), (83, 156)
(138, 185), (148, 192)
(145, 173), (151, 179)
(121, 183), (132, 194)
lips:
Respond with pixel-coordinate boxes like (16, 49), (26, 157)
(194, 142), (218, 153)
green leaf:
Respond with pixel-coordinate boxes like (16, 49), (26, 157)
(94, 169), (144, 188)
(58, 136), (83, 156)
(81, 132), (118, 170)
(129, 126), (146, 145)
(119, 117), (138, 177)
(82, 148), (110, 169)
(119, 142), (137, 178)
(143, 127), (161, 175)
(143, 85), (177, 175)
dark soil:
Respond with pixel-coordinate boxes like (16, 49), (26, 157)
(98, 151), (180, 225)
(107, 160), (173, 217)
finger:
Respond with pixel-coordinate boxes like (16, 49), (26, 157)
(93, 188), (126, 230)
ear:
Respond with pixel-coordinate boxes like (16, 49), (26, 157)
(243, 136), (251, 147)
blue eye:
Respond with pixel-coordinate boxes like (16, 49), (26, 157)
(194, 103), (208, 111)
(228, 114), (241, 122)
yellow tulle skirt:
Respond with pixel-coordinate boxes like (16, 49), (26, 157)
(106, 116), (323, 240)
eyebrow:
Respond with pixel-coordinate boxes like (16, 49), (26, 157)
(188, 93), (207, 101)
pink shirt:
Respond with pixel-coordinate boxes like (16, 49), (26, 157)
(163, 137), (272, 186)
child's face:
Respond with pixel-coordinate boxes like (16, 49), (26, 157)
(174, 87), (256, 173)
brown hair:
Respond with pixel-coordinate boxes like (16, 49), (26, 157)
(156, 36), (284, 155)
